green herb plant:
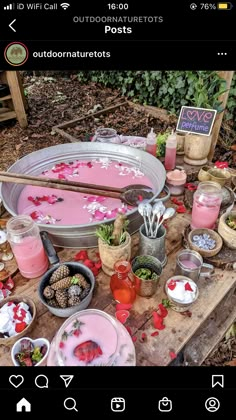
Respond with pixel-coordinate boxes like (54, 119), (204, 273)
(226, 215), (236, 230)
(96, 214), (129, 246)
(135, 268), (158, 280)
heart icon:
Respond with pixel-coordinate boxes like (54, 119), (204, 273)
(186, 111), (198, 121)
(9, 375), (24, 388)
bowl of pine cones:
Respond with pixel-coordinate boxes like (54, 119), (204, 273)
(38, 262), (95, 317)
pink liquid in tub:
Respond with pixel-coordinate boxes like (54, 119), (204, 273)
(17, 159), (153, 226)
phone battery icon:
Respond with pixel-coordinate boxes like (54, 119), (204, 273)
(217, 2), (233, 9)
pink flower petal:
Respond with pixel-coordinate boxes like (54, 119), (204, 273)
(94, 210), (105, 220)
(170, 351), (177, 360)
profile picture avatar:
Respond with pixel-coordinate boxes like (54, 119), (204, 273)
(4, 42), (29, 66)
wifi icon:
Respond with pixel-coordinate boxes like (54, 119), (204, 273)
(60, 3), (70, 9)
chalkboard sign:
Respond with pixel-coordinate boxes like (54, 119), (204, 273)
(176, 106), (217, 136)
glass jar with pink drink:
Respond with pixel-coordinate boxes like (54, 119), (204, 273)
(191, 181), (222, 230)
(6, 215), (48, 278)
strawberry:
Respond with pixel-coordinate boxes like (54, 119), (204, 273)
(73, 340), (103, 364)
(22, 357), (33, 367)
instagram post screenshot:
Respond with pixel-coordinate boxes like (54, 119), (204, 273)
(0, 0), (235, 417)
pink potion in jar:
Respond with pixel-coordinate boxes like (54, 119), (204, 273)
(191, 181), (222, 230)
(6, 215), (48, 278)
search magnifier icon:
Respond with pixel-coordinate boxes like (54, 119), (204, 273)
(64, 398), (78, 412)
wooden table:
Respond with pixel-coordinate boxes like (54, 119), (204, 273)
(0, 212), (236, 366)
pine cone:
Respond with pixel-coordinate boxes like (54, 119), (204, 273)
(43, 285), (55, 299)
(68, 285), (82, 298)
(51, 276), (72, 290)
(49, 265), (70, 285)
(47, 298), (60, 308)
(80, 288), (90, 300)
(55, 289), (68, 308)
(68, 296), (81, 307)
(73, 273), (90, 290)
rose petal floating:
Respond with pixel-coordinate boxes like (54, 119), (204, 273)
(94, 210), (106, 221)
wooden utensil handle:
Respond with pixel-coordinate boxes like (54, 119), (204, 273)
(0, 171), (123, 193)
(0, 172), (121, 199)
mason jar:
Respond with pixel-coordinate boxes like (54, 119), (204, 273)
(6, 215), (48, 278)
(191, 181), (222, 230)
(92, 127), (121, 144)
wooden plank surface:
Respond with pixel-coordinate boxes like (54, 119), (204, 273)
(0, 213), (236, 366)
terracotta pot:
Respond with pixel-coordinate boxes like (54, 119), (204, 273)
(184, 134), (212, 165)
(98, 233), (131, 276)
(218, 211), (236, 249)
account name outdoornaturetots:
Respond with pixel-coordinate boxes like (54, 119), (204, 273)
(32, 51), (111, 58)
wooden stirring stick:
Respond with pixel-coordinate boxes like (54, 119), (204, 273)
(0, 171), (121, 199)
(0, 171), (154, 206)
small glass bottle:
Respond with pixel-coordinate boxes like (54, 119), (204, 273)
(191, 181), (222, 230)
(165, 131), (177, 170)
(110, 260), (136, 304)
(92, 127), (121, 144)
(146, 128), (157, 156)
(6, 215), (48, 278)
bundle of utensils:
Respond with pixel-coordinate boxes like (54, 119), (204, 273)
(138, 201), (175, 238)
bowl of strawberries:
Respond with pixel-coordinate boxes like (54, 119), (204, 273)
(11, 336), (50, 366)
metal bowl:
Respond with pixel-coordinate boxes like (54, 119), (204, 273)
(38, 262), (95, 318)
(1, 142), (166, 248)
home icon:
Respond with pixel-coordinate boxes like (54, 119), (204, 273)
(16, 398), (31, 412)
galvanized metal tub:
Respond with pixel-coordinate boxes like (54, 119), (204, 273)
(1, 142), (166, 248)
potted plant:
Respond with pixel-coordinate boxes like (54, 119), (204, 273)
(96, 213), (131, 276)
(218, 211), (236, 249)
(184, 71), (228, 165)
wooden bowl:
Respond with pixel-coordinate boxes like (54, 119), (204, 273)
(218, 211), (236, 250)
(188, 228), (223, 258)
(0, 296), (36, 346)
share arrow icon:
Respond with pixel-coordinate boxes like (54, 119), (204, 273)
(60, 375), (74, 388)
